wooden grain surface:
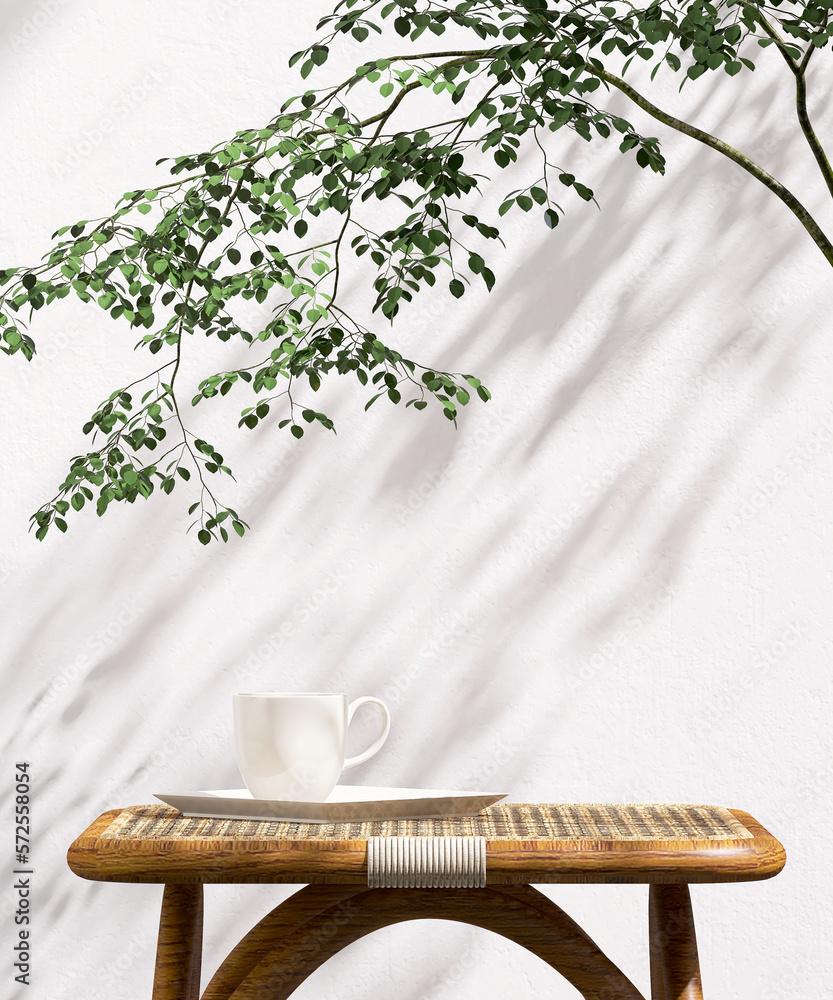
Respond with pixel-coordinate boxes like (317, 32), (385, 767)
(151, 884), (203, 1000)
(648, 884), (704, 1000)
(66, 806), (786, 885)
(202, 885), (368, 1000)
(204, 884), (647, 1000)
(649, 882), (667, 1000)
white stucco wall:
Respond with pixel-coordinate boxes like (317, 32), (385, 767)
(2, 1), (830, 997)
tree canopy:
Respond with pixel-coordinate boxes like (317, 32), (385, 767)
(2, 0), (831, 542)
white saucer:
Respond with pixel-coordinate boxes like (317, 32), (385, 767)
(153, 785), (507, 823)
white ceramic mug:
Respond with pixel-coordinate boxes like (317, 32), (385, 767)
(233, 692), (391, 801)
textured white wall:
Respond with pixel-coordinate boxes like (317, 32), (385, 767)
(2, 1), (831, 998)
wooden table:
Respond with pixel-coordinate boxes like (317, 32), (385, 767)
(67, 802), (785, 1000)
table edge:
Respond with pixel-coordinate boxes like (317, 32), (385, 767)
(66, 806), (786, 885)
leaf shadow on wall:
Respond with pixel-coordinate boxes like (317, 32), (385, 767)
(20, 70), (820, 815)
(8, 69), (833, 1000)
(352, 84), (822, 798)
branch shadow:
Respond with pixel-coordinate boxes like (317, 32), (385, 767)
(4, 60), (829, 1000)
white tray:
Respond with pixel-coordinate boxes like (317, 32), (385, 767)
(154, 785), (507, 823)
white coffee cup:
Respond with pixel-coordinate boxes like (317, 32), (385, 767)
(233, 692), (391, 801)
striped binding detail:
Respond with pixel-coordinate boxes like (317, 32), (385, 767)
(367, 836), (486, 888)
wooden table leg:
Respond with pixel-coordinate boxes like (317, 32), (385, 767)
(220, 885), (646, 1000)
(648, 884), (703, 1000)
(152, 883), (204, 1000)
(202, 885), (367, 1000)
(648, 885), (667, 1000)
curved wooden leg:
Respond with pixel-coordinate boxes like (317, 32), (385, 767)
(218, 885), (646, 1000)
(495, 886), (647, 999)
(202, 885), (368, 1000)
(152, 883), (203, 1000)
(649, 885), (703, 1000)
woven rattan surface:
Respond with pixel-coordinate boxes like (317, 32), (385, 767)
(102, 803), (753, 842)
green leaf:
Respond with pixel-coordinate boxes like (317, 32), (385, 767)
(228, 247), (241, 265)
(291, 424), (304, 439)
(449, 279), (465, 298)
(198, 529), (211, 545)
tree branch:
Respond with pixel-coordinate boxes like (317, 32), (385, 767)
(168, 174), (247, 521)
(754, 8), (802, 73)
(793, 50), (833, 202)
(588, 63), (833, 268)
(752, 9), (833, 202)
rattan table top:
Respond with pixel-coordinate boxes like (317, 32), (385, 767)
(67, 801), (785, 886)
(103, 802), (752, 842)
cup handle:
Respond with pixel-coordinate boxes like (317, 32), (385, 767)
(342, 696), (391, 769)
